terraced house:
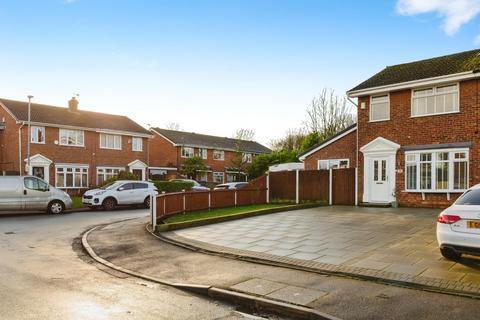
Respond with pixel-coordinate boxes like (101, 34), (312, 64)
(0, 97), (152, 193)
(149, 128), (271, 183)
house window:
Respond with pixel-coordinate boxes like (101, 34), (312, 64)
(132, 137), (143, 152)
(100, 133), (122, 150)
(370, 95), (389, 122)
(181, 147), (194, 158)
(31, 126), (45, 144)
(59, 129), (84, 147)
(405, 149), (468, 192)
(213, 150), (225, 160)
(213, 172), (224, 183)
(242, 153), (252, 163)
(199, 148), (208, 159)
(412, 84), (458, 117)
(56, 165), (88, 188)
(97, 167), (121, 185)
(318, 159), (349, 170)
(198, 172), (208, 182)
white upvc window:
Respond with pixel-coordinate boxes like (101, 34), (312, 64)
(411, 84), (459, 117)
(55, 165), (88, 188)
(97, 167), (122, 185)
(31, 126), (45, 144)
(59, 129), (84, 147)
(181, 147), (194, 158)
(199, 148), (208, 159)
(369, 95), (390, 122)
(100, 133), (122, 150)
(213, 150), (225, 160)
(242, 153), (252, 163)
(213, 172), (224, 183)
(132, 137), (143, 152)
(405, 148), (468, 192)
(317, 159), (349, 170)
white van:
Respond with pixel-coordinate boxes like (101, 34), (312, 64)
(0, 176), (72, 214)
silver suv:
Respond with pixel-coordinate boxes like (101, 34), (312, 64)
(0, 176), (72, 214)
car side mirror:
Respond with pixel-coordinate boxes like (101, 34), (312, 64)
(117, 187), (125, 191)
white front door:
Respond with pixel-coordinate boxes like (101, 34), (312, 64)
(370, 157), (390, 202)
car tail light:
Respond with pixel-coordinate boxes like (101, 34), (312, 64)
(437, 214), (461, 224)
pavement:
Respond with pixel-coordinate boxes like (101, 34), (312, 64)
(166, 206), (480, 296)
(86, 216), (480, 320)
(0, 209), (267, 320)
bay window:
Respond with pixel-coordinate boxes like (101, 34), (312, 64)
(405, 149), (468, 192)
(412, 84), (458, 117)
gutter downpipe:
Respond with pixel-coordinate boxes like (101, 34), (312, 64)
(347, 96), (359, 206)
(18, 122), (25, 175)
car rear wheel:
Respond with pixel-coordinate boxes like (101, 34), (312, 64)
(440, 247), (461, 261)
(48, 200), (65, 214)
(144, 196), (151, 208)
(102, 198), (117, 211)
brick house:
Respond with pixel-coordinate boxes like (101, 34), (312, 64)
(149, 128), (271, 183)
(0, 97), (152, 193)
(301, 49), (480, 208)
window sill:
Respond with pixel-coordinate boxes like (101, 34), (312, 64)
(99, 147), (122, 150)
(368, 118), (390, 123)
(403, 190), (465, 194)
(31, 141), (46, 144)
(59, 144), (85, 148)
(410, 110), (460, 118)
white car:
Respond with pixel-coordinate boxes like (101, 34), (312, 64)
(213, 182), (249, 190)
(82, 180), (158, 210)
(437, 184), (480, 260)
(169, 179), (210, 191)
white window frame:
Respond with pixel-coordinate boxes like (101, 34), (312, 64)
(317, 159), (349, 170)
(59, 129), (84, 147)
(31, 126), (45, 144)
(404, 148), (469, 193)
(242, 153), (252, 163)
(96, 167), (122, 185)
(132, 137), (143, 152)
(369, 94), (390, 122)
(100, 133), (122, 150)
(181, 147), (194, 158)
(213, 171), (224, 183)
(198, 148), (208, 159)
(213, 150), (225, 161)
(411, 83), (459, 118)
(55, 165), (89, 189)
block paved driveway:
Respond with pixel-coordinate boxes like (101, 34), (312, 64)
(170, 206), (480, 290)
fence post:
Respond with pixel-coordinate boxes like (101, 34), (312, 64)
(183, 189), (186, 213)
(151, 194), (157, 230)
(329, 169), (333, 206)
(234, 190), (237, 207)
(208, 191), (212, 210)
(355, 167), (358, 206)
(295, 169), (299, 204)
(162, 192), (166, 216)
(266, 173), (270, 204)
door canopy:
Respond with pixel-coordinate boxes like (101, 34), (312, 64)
(360, 137), (400, 155)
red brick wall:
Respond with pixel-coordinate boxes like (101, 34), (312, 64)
(0, 107), (21, 174)
(358, 79), (480, 207)
(303, 129), (357, 170)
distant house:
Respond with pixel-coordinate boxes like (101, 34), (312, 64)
(0, 97), (152, 193)
(149, 128), (271, 183)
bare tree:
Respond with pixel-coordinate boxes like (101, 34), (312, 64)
(269, 128), (306, 152)
(165, 122), (181, 131)
(304, 89), (355, 141)
(231, 129), (256, 181)
(233, 128), (255, 141)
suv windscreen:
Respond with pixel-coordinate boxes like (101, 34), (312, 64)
(456, 189), (480, 205)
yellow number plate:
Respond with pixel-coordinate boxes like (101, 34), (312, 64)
(466, 221), (480, 229)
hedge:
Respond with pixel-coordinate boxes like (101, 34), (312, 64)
(153, 181), (195, 193)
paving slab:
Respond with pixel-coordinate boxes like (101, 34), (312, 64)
(231, 278), (286, 296)
(266, 286), (328, 306)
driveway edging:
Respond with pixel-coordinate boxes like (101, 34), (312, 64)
(152, 225), (480, 299)
(81, 221), (340, 320)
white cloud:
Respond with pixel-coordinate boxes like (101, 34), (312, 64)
(396, 0), (480, 35)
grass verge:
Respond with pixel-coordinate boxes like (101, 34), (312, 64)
(71, 196), (85, 209)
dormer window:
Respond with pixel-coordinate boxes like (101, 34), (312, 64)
(411, 84), (458, 117)
(369, 95), (390, 122)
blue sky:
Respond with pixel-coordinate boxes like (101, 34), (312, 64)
(1, 0), (480, 145)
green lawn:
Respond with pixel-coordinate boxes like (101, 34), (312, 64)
(164, 204), (295, 224)
(71, 196), (84, 209)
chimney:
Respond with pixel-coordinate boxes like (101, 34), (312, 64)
(68, 96), (79, 112)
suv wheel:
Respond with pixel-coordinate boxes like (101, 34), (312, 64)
(144, 196), (151, 208)
(440, 247), (461, 261)
(102, 198), (117, 211)
(48, 201), (65, 214)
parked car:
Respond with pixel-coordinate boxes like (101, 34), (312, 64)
(437, 184), (480, 260)
(169, 179), (210, 191)
(0, 176), (72, 214)
(213, 182), (249, 190)
(82, 180), (158, 210)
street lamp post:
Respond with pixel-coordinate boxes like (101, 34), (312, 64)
(26, 95), (33, 175)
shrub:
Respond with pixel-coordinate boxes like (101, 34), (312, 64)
(153, 180), (195, 193)
(97, 170), (138, 187)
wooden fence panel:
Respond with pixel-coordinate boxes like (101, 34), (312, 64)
(332, 168), (355, 205)
(269, 171), (296, 200)
(164, 193), (184, 215)
(299, 170), (329, 201)
(237, 188), (267, 205)
(211, 190), (236, 209)
(185, 191), (209, 212)
(247, 175), (267, 190)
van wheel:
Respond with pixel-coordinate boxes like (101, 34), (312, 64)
(102, 198), (117, 211)
(440, 247), (461, 261)
(48, 201), (65, 214)
(144, 196), (151, 208)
